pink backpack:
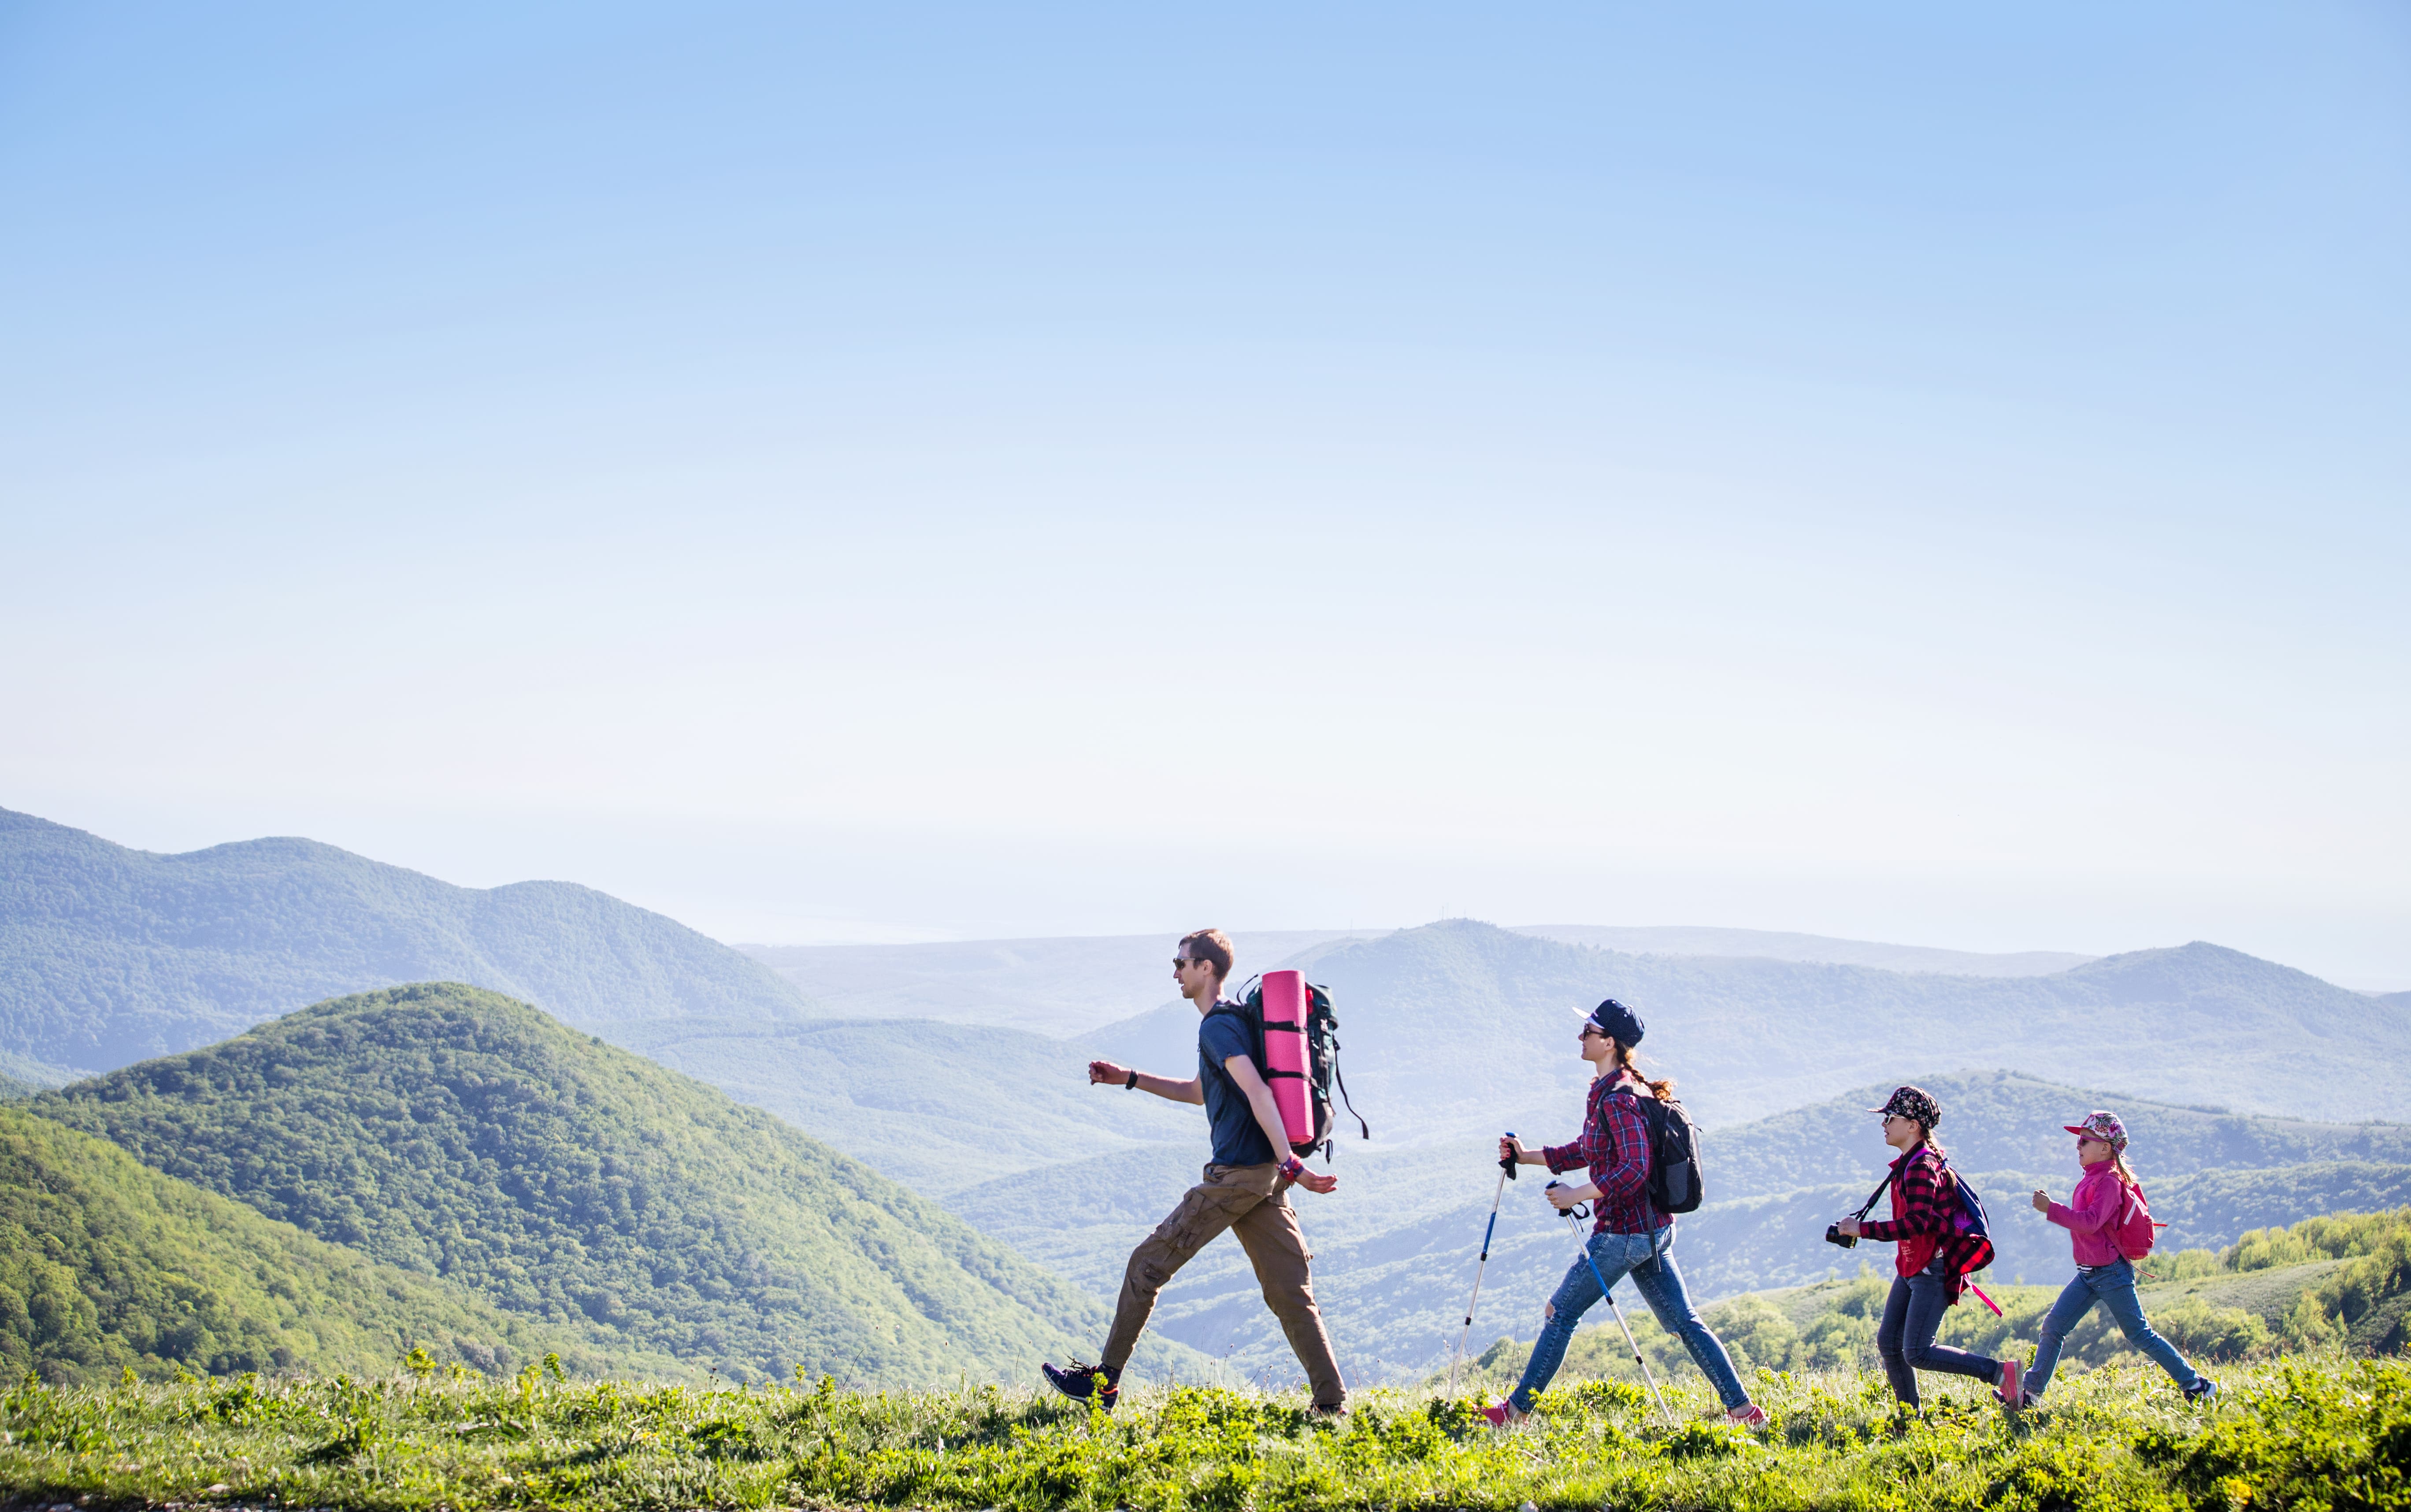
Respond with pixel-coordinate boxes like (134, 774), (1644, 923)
(2111, 1181), (2161, 1260)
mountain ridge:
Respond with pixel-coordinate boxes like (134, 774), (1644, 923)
(0, 807), (809, 1078)
(1082, 922), (2410, 1129)
(1512, 924), (2094, 977)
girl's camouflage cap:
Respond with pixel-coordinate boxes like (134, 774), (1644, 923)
(1868, 1085), (1941, 1128)
(2065, 1110), (2129, 1150)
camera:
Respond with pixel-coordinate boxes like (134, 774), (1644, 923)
(1823, 1223), (1857, 1249)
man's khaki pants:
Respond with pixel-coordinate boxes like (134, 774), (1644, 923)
(1101, 1161), (1346, 1409)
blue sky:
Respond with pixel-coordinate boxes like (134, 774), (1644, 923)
(4, 3), (2406, 982)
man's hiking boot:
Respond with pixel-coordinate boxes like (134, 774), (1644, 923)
(2185, 1379), (2219, 1407)
(1040, 1360), (1119, 1411)
(1995, 1359), (2022, 1408)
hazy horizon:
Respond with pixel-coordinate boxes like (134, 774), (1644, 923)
(14, 802), (2409, 993)
(6, 5), (2404, 984)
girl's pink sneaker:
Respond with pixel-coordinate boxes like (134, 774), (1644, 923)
(1480, 1401), (1521, 1428)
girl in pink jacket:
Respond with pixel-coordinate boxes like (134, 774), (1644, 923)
(2018, 1111), (2215, 1406)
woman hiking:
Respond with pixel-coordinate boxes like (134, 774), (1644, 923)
(1835, 1086), (2020, 1411)
(1483, 998), (1765, 1429)
(2019, 1111), (2217, 1407)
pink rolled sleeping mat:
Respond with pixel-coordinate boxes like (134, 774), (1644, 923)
(1260, 969), (1316, 1153)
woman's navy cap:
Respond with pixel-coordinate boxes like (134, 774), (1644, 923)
(1587, 998), (1644, 1045)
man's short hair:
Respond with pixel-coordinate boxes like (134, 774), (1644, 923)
(1180, 929), (1234, 984)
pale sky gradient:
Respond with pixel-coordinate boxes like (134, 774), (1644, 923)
(4, 4), (2407, 984)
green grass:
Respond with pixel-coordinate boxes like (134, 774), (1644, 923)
(1, 1357), (2403, 1511)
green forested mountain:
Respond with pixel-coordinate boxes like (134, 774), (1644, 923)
(0, 807), (808, 1081)
(33, 983), (1139, 1386)
(0, 1103), (605, 1385)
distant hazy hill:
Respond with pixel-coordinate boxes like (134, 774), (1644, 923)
(738, 931), (1372, 1038)
(34, 983), (1144, 1386)
(1711, 1070), (2411, 1200)
(951, 1070), (2411, 1383)
(1085, 919), (2411, 1128)
(1513, 925), (2094, 977)
(597, 1015), (1199, 1188)
(0, 1103), (601, 1385)
(0, 807), (807, 1080)
(662, 920), (2405, 1204)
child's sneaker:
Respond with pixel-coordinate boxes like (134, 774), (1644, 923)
(1995, 1358), (2022, 1408)
(1040, 1360), (1119, 1411)
(1480, 1401), (1522, 1428)
(2184, 1378), (2219, 1407)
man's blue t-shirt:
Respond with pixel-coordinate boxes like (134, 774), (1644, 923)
(1198, 1005), (1278, 1168)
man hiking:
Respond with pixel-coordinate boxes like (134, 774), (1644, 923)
(1041, 928), (1346, 1415)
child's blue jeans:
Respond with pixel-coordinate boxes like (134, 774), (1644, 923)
(2024, 1257), (2203, 1397)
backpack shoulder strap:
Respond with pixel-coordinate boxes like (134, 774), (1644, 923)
(1331, 1055), (1369, 1141)
(1199, 1001), (1263, 1083)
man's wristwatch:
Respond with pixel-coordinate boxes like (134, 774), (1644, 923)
(1125, 1069), (1139, 1090)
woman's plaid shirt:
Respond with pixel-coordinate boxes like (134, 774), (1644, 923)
(1541, 1075), (1669, 1236)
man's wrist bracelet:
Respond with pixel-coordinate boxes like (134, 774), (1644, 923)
(1279, 1154), (1306, 1179)
(1125, 1069), (1138, 1090)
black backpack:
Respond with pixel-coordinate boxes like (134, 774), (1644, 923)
(1217, 976), (1371, 1157)
(1612, 1086), (1706, 1214)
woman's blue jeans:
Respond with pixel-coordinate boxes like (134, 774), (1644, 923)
(1507, 1225), (1748, 1414)
(2024, 1258), (2203, 1398)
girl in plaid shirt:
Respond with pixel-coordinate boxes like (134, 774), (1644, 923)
(1837, 1086), (2018, 1410)
(1483, 999), (1763, 1428)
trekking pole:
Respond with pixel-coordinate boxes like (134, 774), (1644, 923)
(1553, 1192), (1673, 1426)
(1447, 1132), (1518, 1396)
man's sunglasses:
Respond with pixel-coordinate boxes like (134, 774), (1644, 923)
(1173, 956), (1202, 968)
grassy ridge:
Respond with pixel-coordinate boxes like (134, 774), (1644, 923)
(0, 1105), (605, 1386)
(0, 1359), (2402, 1511)
(33, 983), (1110, 1386)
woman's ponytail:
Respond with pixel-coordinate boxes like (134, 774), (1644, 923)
(1612, 1041), (1677, 1101)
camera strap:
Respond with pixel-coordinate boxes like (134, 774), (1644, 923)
(1852, 1169), (1897, 1221)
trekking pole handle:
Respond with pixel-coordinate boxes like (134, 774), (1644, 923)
(1499, 1131), (1518, 1181)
